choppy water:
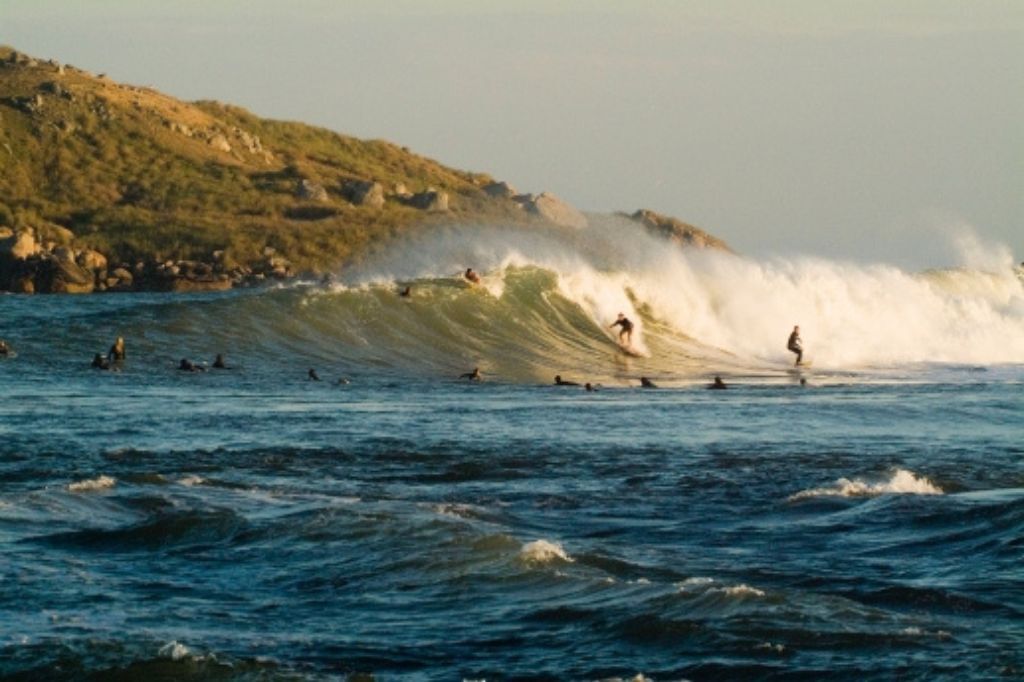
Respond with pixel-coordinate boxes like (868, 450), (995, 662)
(2, 228), (1023, 680)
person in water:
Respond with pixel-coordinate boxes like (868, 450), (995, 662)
(308, 368), (322, 381)
(399, 285), (412, 298)
(708, 376), (727, 390)
(554, 374), (580, 386)
(610, 313), (634, 346)
(464, 268), (481, 285)
(179, 358), (205, 372)
(0, 339), (10, 356)
(787, 325), (803, 366)
(640, 376), (657, 388)
(460, 367), (482, 381)
(585, 382), (597, 392)
(91, 353), (110, 370)
(212, 354), (228, 369)
(108, 336), (126, 362)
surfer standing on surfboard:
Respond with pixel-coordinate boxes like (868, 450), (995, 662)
(610, 313), (634, 347)
(787, 325), (803, 366)
(464, 268), (481, 285)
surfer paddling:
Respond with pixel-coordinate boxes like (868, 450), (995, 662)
(707, 376), (727, 390)
(787, 325), (803, 366)
(610, 313), (634, 347)
(553, 374), (580, 386)
(460, 367), (482, 381)
(464, 268), (481, 285)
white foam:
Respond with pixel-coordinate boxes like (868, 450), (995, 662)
(339, 217), (1024, 367)
(178, 475), (205, 487)
(714, 584), (766, 598)
(67, 475), (116, 492)
(519, 539), (573, 565)
(158, 641), (191, 661)
(676, 576), (715, 591)
(790, 468), (943, 501)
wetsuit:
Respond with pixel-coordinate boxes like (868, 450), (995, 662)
(787, 331), (803, 365)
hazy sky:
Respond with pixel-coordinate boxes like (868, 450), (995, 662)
(3, 1), (1021, 267)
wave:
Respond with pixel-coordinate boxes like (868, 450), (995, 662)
(520, 539), (574, 565)
(67, 475), (116, 492)
(21, 217), (1024, 381)
(789, 469), (943, 501)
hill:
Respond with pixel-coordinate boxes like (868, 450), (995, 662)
(0, 46), (728, 293)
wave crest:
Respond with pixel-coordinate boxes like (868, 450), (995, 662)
(789, 469), (943, 501)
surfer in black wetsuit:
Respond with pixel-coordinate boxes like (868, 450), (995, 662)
(212, 354), (228, 369)
(460, 367), (482, 381)
(399, 285), (412, 298)
(787, 325), (803, 366)
(640, 376), (657, 389)
(554, 374), (580, 386)
(108, 336), (126, 363)
(91, 353), (110, 370)
(585, 382), (596, 392)
(464, 268), (481, 285)
(610, 313), (634, 346)
(179, 358), (205, 372)
(707, 376), (727, 390)
(308, 368), (322, 381)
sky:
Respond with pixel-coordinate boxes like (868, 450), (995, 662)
(3, 1), (1021, 267)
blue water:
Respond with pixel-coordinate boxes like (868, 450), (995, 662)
(1, 288), (1022, 680)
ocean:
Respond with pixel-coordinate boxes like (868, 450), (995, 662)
(2, 221), (1022, 680)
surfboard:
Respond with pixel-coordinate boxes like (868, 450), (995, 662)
(618, 343), (644, 358)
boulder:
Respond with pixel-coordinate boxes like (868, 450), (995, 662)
(77, 249), (108, 271)
(52, 245), (75, 263)
(483, 181), (517, 198)
(36, 255), (95, 293)
(208, 134), (232, 153)
(343, 180), (385, 208)
(110, 267), (134, 287)
(522, 192), (587, 229)
(0, 230), (41, 260)
(296, 179), (329, 202)
(408, 189), (449, 212)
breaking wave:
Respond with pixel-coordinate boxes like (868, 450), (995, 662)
(789, 469), (944, 501)
(30, 217), (1024, 382)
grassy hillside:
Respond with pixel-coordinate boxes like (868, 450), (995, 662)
(0, 45), (527, 274)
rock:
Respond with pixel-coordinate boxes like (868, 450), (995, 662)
(111, 267), (134, 287)
(483, 181), (517, 198)
(408, 189), (449, 212)
(76, 249), (108, 271)
(52, 246), (75, 263)
(208, 134), (232, 153)
(296, 179), (329, 202)
(393, 182), (411, 198)
(0, 227), (12, 240)
(36, 255), (95, 293)
(520, 192), (587, 229)
(343, 180), (385, 208)
(0, 230), (41, 260)
(626, 209), (731, 251)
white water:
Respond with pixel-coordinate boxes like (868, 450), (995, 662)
(342, 218), (1024, 368)
(789, 469), (944, 501)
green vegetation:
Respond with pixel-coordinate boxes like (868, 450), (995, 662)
(0, 45), (527, 273)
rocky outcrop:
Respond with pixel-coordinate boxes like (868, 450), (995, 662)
(483, 181), (517, 198)
(342, 179), (385, 208)
(406, 189), (449, 212)
(0, 229), (42, 260)
(515, 192), (587, 229)
(625, 209), (732, 252)
(296, 179), (329, 202)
